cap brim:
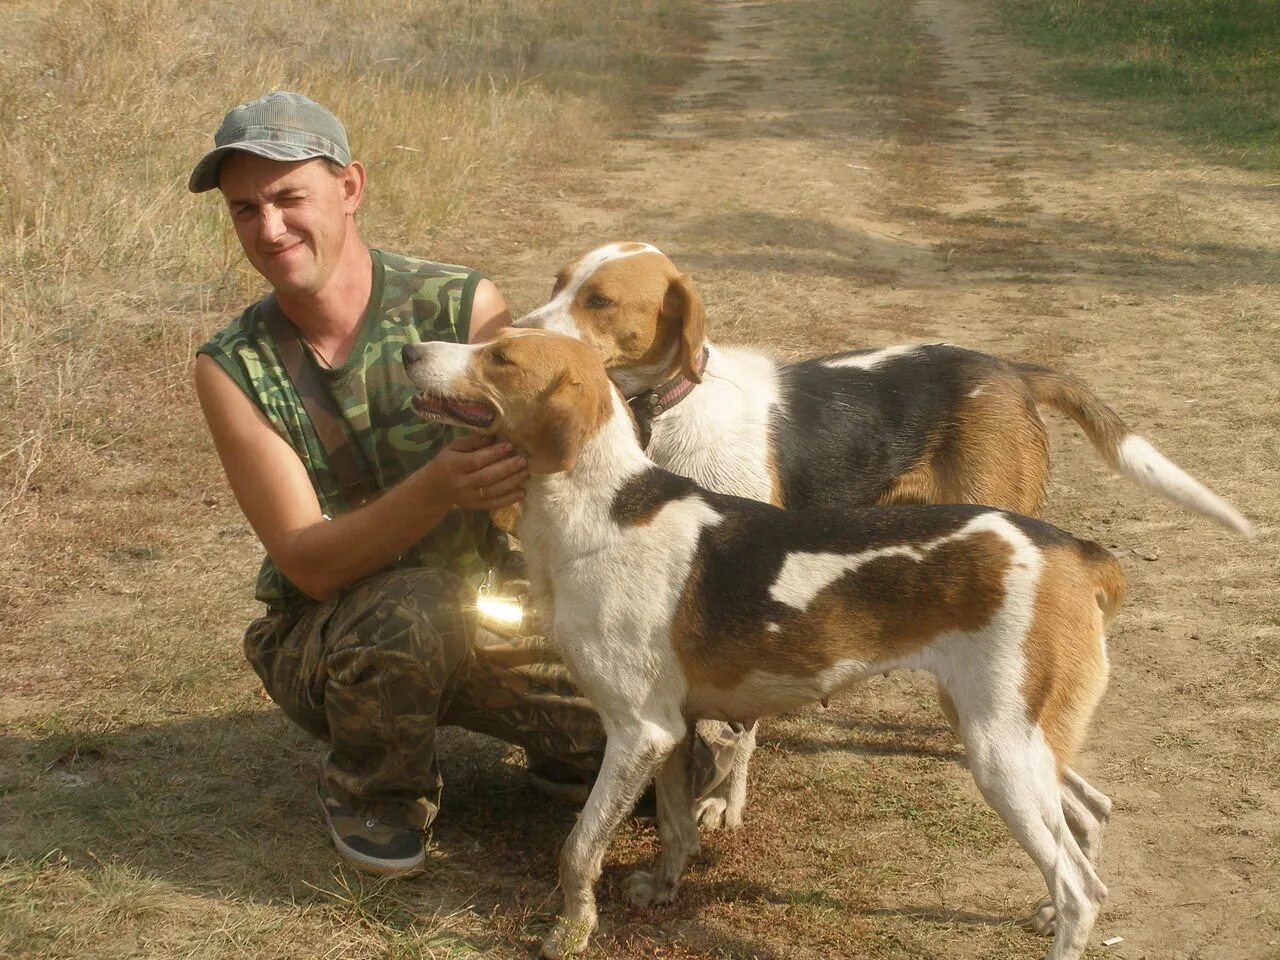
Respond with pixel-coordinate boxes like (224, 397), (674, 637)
(187, 141), (331, 193)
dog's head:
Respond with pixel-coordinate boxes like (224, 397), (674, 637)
(512, 242), (706, 393)
(402, 330), (615, 475)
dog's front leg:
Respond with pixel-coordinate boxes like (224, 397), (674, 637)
(623, 739), (700, 908)
(540, 723), (680, 960)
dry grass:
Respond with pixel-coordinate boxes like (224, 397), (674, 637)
(0, 1), (708, 957)
(0, 0), (706, 604)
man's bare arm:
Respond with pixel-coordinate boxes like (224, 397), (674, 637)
(194, 354), (528, 601)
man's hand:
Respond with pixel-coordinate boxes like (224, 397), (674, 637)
(428, 434), (529, 510)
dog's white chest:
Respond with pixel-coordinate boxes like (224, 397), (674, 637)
(521, 477), (725, 723)
(648, 347), (781, 503)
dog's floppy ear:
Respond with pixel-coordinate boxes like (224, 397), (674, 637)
(489, 502), (523, 534)
(524, 372), (592, 474)
(661, 272), (707, 384)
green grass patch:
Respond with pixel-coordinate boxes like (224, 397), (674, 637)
(993, 0), (1280, 169)
(780, 0), (933, 94)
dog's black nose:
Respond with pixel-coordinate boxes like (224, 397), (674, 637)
(402, 343), (424, 366)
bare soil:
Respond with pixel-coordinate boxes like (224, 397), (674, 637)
(5, 0), (1277, 958)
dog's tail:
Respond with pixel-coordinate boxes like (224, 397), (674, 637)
(1015, 363), (1254, 538)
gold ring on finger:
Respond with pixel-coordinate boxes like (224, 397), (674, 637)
(479, 486), (487, 500)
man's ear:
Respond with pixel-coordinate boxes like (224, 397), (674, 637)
(342, 160), (367, 213)
(661, 272), (707, 383)
(524, 374), (589, 474)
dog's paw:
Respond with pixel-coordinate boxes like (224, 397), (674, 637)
(1025, 897), (1056, 937)
(622, 870), (677, 908)
(695, 795), (745, 831)
(622, 870), (657, 908)
(694, 797), (728, 831)
(539, 916), (595, 959)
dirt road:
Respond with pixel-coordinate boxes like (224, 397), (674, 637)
(479, 0), (1279, 956)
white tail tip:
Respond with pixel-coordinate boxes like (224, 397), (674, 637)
(1117, 436), (1255, 538)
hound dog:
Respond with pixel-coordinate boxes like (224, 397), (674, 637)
(514, 241), (1252, 533)
(404, 330), (1128, 960)
(512, 241), (1251, 833)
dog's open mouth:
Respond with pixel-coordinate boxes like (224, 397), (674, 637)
(411, 392), (497, 429)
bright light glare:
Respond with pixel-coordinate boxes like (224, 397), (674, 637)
(476, 594), (524, 630)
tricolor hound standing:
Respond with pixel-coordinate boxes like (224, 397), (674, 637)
(515, 242), (1253, 534)
(513, 241), (1253, 834)
(404, 330), (1128, 960)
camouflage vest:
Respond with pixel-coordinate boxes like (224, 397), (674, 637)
(198, 249), (502, 611)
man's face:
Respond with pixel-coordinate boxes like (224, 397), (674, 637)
(218, 153), (362, 298)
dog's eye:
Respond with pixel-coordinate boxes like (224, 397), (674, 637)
(585, 293), (613, 309)
(489, 350), (513, 366)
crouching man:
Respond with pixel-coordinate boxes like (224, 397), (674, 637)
(189, 91), (743, 875)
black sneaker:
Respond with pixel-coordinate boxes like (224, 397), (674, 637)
(527, 759), (593, 806)
(316, 782), (425, 877)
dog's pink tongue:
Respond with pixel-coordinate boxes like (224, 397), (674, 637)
(452, 401), (491, 419)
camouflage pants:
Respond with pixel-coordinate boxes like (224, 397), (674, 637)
(244, 567), (738, 831)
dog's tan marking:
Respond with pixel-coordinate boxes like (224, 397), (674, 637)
(875, 427), (946, 507)
(1019, 366), (1128, 462)
(1020, 542), (1124, 769)
(764, 446), (784, 507)
(559, 251), (706, 384)
(439, 333), (614, 474)
(673, 529), (1013, 690)
(614, 493), (675, 527)
(877, 376), (1050, 515)
(489, 503), (522, 534)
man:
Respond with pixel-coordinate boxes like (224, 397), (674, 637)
(190, 92), (739, 877)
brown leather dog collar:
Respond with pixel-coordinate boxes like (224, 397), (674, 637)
(627, 347), (709, 449)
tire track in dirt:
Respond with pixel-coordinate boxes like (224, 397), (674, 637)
(508, 0), (1279, 957)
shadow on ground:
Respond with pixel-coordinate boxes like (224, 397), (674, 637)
(0, 701), (962, 957)
(0, 705), (968, 956)
(657, 206), (1280, 298)
(0, 711), (566, 925)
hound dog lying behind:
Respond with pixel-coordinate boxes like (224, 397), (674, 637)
(513, 240), (1253, 832)
(404, 330), (1128, 960)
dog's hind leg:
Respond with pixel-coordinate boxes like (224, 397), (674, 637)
(718, 721), (756, 829)
(1061, 767), (1112, 861)
(623, 740), (702, 907)
(540, 720), (682, 960)
(1030, 768), (1113, 937)
(695, 721), (757, 831)
(964, 723), (1106, 960)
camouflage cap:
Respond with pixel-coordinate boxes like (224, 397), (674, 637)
(188, 91), (351, 193)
